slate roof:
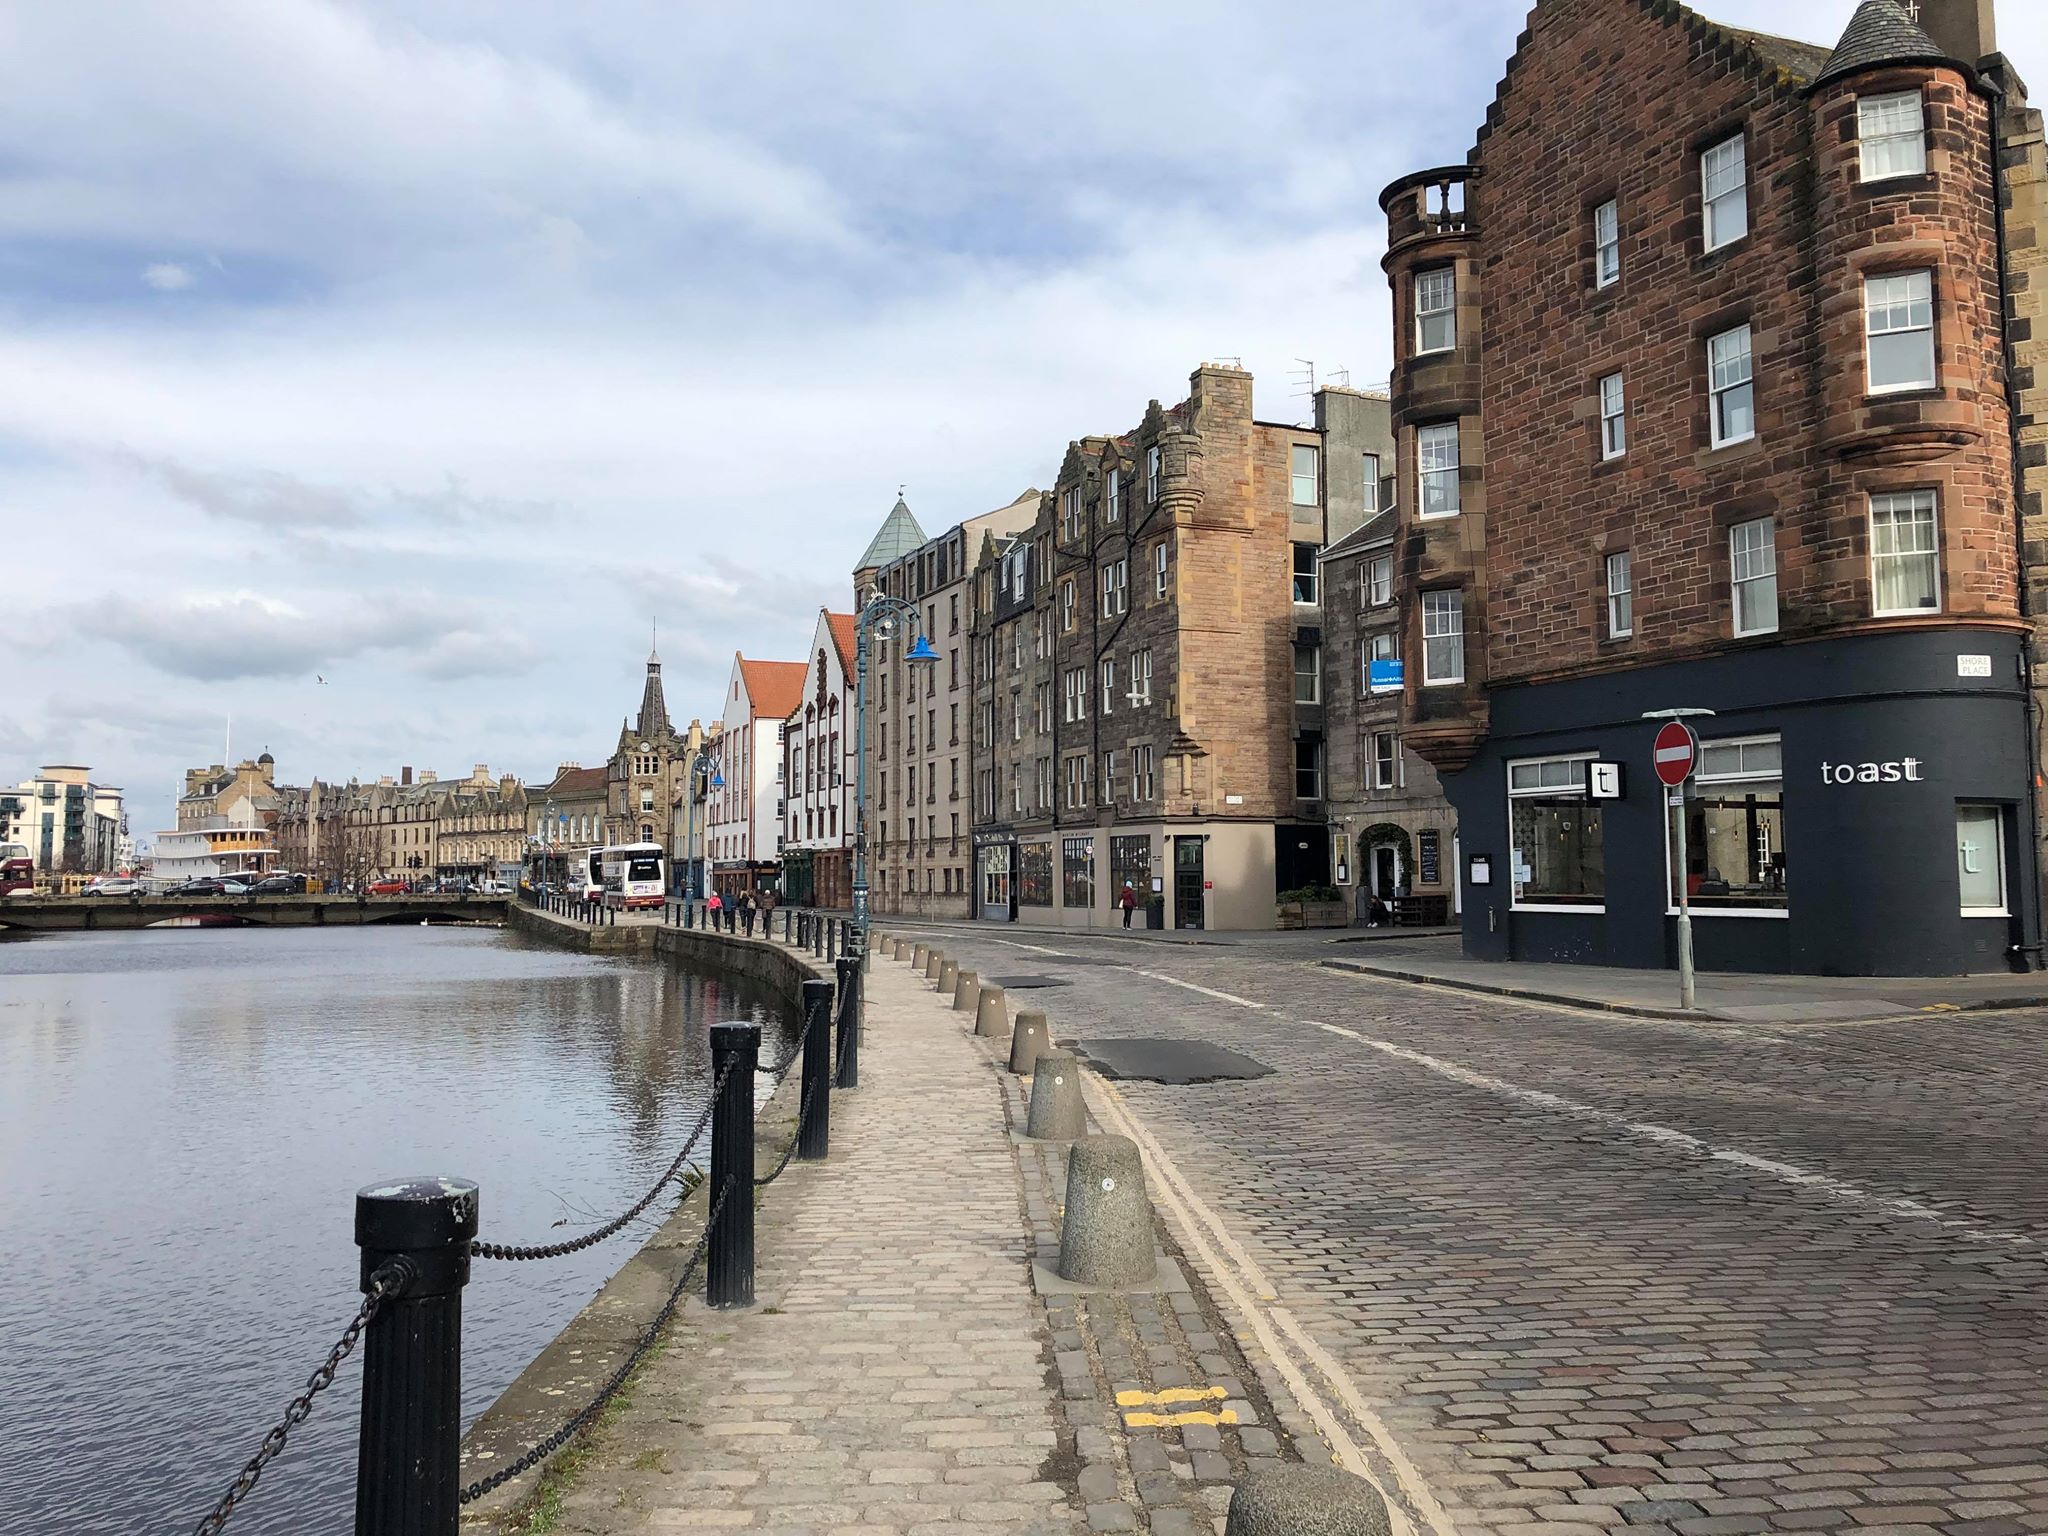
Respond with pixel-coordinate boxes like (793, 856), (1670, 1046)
(1722, 24), (1835, 84)
(1321, 508), (1397, 562)
(854, 497), (927, 572)
(1812, 0), (1953, 86)
(546, 765), (609, 797)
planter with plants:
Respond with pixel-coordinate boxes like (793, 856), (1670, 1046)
(1275, 884), (1348, 929)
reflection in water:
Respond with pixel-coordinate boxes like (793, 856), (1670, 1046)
(0, 924), (797, 1536)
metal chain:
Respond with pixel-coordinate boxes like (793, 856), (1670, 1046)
(459, 1177), (733, 1505)
(754, 1070), (822, 1189)
(472, 1060), (734, 1262)
(190, 1262), (405, 1536)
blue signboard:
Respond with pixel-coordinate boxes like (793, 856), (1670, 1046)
(1368, 658), (1404, 695)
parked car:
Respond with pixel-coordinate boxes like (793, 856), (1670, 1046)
(219, 878), (252, 895)
(366, 878), (409, 896)
(82, 877), (140, 897)
(477, 879), (509, 896)
(173, 877), (227, 896)
(251, 874), (301, 895)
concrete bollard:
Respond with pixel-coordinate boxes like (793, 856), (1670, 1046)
(974, 985), (1007, 1038)
(1224, 1466), (1392, 1536)
(924, 949), (944, 981)
(910, 941), (927, 969)
(936, 958), (958, 993)
(1055, 1135), (1155, 1288)
(1024, 1050), (1086, 1141)
(1008, 1009), (1047, 1073)
(952, 970), (980, 1012)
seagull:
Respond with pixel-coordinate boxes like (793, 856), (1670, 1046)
(316, 675), (326, 684)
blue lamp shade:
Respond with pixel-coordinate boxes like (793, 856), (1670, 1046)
(906, 634), (939, 663)
(710, 771), (726, 789)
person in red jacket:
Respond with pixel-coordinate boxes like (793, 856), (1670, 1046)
(1119, 881), (1138, 928)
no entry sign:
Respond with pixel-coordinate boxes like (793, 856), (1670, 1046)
(1652, 720), (1698, 787)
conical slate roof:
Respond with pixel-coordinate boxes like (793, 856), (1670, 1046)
(636, 653), (672, 741)
(854, 496), (927, 573)
(1813, 0), (1953, 86)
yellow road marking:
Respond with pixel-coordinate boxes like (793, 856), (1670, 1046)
(1115, 1386), (1227, 1408)
(1123, 1409), (1240, 1428)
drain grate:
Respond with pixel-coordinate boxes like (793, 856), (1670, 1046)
(1075, 1038), (1274, 1085)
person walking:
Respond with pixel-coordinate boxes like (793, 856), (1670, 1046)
(1119, 881), (1138, 928)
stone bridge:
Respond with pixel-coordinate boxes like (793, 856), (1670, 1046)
(0, 893), (512, 931)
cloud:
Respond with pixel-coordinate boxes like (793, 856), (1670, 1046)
(141, 262), (194, 291)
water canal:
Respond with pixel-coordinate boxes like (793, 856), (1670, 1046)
(0, 922), (799, 1535)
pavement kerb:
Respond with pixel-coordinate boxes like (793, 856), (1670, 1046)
(1317, 957), (1708, 1022)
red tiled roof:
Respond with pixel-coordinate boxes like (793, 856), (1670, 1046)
(738, 657), (807, 720)
(547, 765), (608, 796)
(826, 612), (856, 672)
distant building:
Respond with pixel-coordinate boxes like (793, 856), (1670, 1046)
(3, 765), (128, 874)
(780, 609), (858, 908)
(708, 653), (806, 900)
(179, 755), (279, 832)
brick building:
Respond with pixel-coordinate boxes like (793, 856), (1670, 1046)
(858, 490), (1039, 919)
(1381, 0), (2048, 974)
(968, 365), (1382, 930)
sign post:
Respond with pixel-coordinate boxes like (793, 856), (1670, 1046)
(1645, 711), (1712, 1010)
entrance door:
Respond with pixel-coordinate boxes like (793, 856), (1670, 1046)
(1371, 845), (1397, 897)
(1173, 837), (1205, 930)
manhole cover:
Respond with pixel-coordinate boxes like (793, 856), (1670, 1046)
(990, 974), (1069, 989)
(1075, 1038), (1274, 1085)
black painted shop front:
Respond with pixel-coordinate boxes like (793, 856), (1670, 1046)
(1441, 629), (2040, 976)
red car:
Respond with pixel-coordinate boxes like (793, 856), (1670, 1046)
(366, 879), (408, 896)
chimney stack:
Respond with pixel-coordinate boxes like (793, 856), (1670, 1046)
(1915, 0), (1996, 68)
(401, 765), (413, 786)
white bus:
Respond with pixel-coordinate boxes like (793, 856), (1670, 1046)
(599, 842), (666, 910)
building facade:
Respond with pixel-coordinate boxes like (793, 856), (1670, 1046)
(968, 366), (1380, 930)
(3, 765), (128, 874)
(707, 654), (805, 900)
(603, 647), (691, 860)
(1381, 0), (2047, 975)
(779, 609), (857, 908)
(1321, 507), (1460, 924)
(859, 490), (1040, 919)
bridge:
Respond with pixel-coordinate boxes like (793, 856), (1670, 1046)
(0, 893), (512, 931)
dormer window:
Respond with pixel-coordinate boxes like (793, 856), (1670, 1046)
(1859, 91), (1926, 182)
(1702, 133), (1748, 251)
(1105, 467), (1121, 523)
(1415, 267), (1456, 353)
(1146, 444), (1162, 502)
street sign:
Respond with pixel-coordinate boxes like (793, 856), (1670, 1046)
(1652, 720), (1698, 787)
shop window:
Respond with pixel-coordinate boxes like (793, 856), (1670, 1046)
(1730, 517), (1778, 636)
(1062, 837), (1096, 908)
(1702, 132), (1747, 251)
(981, 845), (1012, 908)
(1290, 444), (1319, 506)
(1414, 267), (1456, 354)
(1859, 90), (1926, 182)
(1418, 423), (1460, 517)
(1957, 806), (2006, 915)
(1594, 198), (1620, 287)
(1668, 735), (1786, 911)
(1606, 551), (1633, 638)
(1865, 271), (1936, 394)
(1871, 490), (1940, 615)
(1508, 756), (1604, 908)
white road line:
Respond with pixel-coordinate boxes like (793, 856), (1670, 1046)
(989, 938), (1074, 956)
(1085, 1074), (1458, 1536)
(1133, 970), (1269, 1009)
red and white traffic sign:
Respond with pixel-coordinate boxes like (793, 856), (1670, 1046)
(1652, 720), (1698, 787)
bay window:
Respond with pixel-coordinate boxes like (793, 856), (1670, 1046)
(1870, 489), (1940, 615)
(1418, 422), (1460, 517)
(1865, 270), (1936, 393)
(1859, 90), (1926, 182)
(1422, 589), (1464, 685)
(1415, 266), (1457, 353)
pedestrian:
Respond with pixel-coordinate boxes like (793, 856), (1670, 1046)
(707, 889), (723, 918)
(1119, 881), (1138, 928)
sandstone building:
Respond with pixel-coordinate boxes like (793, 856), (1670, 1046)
(1381, 0), (2048, 974)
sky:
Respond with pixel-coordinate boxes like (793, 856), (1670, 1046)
(5, 1), (2045, 846)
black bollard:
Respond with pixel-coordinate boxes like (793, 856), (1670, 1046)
(354, 1176), (478, 1536)
(834, 954), (860, 1089)
(706, 1022), (759, 1308)
(825, 918), (837, 963)
(811, 913), (823, 959)
(798, 978), (833, 1161)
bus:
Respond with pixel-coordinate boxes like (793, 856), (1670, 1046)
(0, 845), (34, 897)
(599, 843), (666, 910)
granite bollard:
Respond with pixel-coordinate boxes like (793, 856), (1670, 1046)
(1224, 1465), (1392, 1536)
(952, 970), (980, 1012)
(1024, 1050), (1086, 1141)
(1055, 1135), (1154, 1287)
(974, 985), (1007, 1038)
(1008, 1009), (1047, 1073)
(925, 950), (945, 982)
(910, 942), (929, 970)
(936, 958), (958, 993)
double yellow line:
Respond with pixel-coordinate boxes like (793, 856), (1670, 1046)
(1116, 1385), (1238, 1429)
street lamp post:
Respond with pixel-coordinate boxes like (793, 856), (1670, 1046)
(685, 749), (724, 903)
(851, 588), (939, 930)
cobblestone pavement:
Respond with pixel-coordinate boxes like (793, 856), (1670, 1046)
(884, 921), (2048, 1536)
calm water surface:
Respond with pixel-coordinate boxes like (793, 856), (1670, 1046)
(0, 923), (797, 1536)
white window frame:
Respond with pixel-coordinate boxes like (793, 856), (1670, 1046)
(1362, 453), (1381, 515)
(1870, 489), (1941, 616)
(1606, 550), (1633, 639)
(1370, 730), (1403, 791)
(1105, 467), (1121, 523)
(1864, 270), (1937, 395)
(1060, 580), (1076, 632)
(1294, 737), (1324, 802)
(1146, 444), (1161, 503)
(1702, 132), (1748, 252)
(1100, 559), (1128, 618)
(1421, 589), (1465, 685)
(1292, 542), (1320, 605)
(1708, 324), (1755, 449)
(1594, 198), (1620, 287)
(1132, 744), (1155, 801)
(1600, 372), (1626, 460)
(1418, 422), (1460, 518)
(1290, 444), (1319, 507)
(1859, 90), (1927, 183)
(1294, 643), (1321, 705)
(1129, 648), (1153, 705)
(1100, 658), (1116, 715)
(1414, 266), (1456, 354)
(1367, 555), (1393, 608)
(1957, 805), (2008, 916)
(1662, 733), (1789, 919)
(1730, 517), (1778, 637)
(1062, 668), (1087, 723)
(1060, 485), (1083, 541)
(1152, 542), (1168, 599)
(1064, 755), (1089, 810)
(1507, 753), (1605, 913)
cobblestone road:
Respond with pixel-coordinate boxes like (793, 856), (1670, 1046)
(888, 922), (2048, 1536)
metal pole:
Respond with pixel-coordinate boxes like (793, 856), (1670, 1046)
(707, 1022), (759, 1307)
(834, 953), (861, 1089)
(798, 977), (833, 1161)
(853, 614), (870, 930)
(1674, 783), (1696, 1010)
(353, 1177), (477, 1536)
